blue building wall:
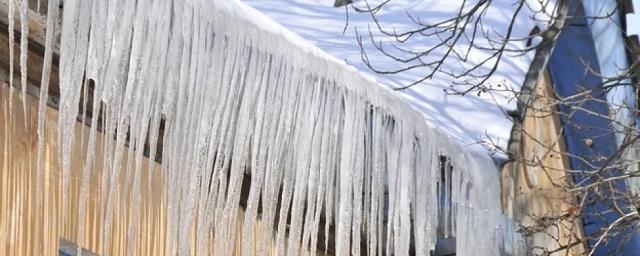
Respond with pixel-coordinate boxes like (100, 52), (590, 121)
(547, 1), (640, 254)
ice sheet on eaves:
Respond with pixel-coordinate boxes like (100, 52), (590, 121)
(214, 0), (431, 127)
(245, 0), (545, 156)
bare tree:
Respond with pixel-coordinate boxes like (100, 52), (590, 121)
(341, 0), (640, 255)
(346, 0), (567, 93)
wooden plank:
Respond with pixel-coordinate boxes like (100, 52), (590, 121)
(501, 71), (587, 255)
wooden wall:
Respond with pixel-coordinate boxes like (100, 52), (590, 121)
(0, 82), (294, 255)
(0, 81), (168, 255)
(501, 72), (587, 255)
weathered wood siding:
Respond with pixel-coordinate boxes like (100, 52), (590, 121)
(501, 71), (587, 255)
(0, 82), (296, 255)
(0, 81), (168, 255)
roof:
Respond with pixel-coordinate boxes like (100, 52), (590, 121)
(245, 0), (547, 158)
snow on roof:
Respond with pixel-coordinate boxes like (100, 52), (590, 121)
(212, 0), (430, 128)
(244, 0), (545, 156)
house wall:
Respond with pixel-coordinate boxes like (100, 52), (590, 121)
(0, 81), (168, 255)
(0, 82), (294, 255)
(501, 71), (587, 255)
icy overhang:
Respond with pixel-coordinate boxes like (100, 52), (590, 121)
(245, 0), (547, 156)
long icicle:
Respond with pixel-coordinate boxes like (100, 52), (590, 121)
(7, 0), (15, 118)
(18, 0), (28, 122)
(35, 0), (59, 254)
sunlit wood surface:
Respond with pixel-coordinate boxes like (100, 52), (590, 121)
(501, 71), (587, 256)
(1, 78), (319, 255)
(0, 82), (169, 255)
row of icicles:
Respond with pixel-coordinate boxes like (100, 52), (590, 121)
(0, 0), (515, 255)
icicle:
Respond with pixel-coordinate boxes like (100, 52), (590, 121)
(361, 106), (373, 256)
(350, 99), (366, 256)
(75, 0), (113, 253)
(34, 0), (59, 254)
(255, 55), (288, 256)
(8, 0), (15, 116)
(384, 120), (401, 256)
(336, 94), (357, 256)
(96, 0), (137, 250)
(194, 16), (232, 255)
(413, 131), (439, 255)
(323, 94), (341, 254)
(58, 1), (93, 252)
(301, 83), (331, 255)
(394, 126), (413, 256)
(125, 0), (161, 253)
(273, 76), (304, 256)
(18, 0), (28, 120)
(368, 110), (385, 256)
(240, 50), (272, 256)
